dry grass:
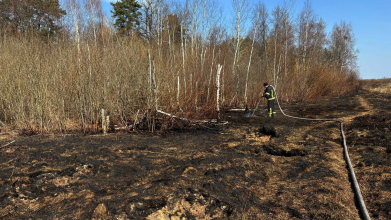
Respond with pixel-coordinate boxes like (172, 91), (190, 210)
(0, 34), (359, 133)
(370, 82), (391, 94)
(1, 80), (390, 219)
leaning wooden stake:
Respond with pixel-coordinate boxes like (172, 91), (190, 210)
(216, 64), (222, 121)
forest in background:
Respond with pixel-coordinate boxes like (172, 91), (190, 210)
(0, 0), (359, 133)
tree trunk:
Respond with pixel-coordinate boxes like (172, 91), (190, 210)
(216, 64), (222, 121)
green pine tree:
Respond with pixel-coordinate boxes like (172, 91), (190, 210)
(111, 0), (142, 36)
(0, 0), (66, 37)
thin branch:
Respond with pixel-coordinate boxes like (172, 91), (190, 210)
(1, 140), (16, 149)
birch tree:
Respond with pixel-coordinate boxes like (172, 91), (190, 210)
(253, 3), (269, 86)
(243, 2), (262, 106)
(278, 0), (294, 94)
(297, 0), (327, 95)
(330, 21), (358, 74)
(231, 0), (250, 106)
(84, 0), (104, 42)
(189, 0), (199, 56)
(268, 1), (294, 93)
(282, 1), (294, 76)
(270, 5), (284, 88)
(65, 0), (82, 61)
(297, 0), (316, 78)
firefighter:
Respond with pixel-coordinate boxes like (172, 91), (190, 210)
(262, 82), (276, 118)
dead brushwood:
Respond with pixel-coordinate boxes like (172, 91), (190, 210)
(0, 19), (359, 133)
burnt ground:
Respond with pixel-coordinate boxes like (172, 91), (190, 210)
(0, 79), (390, 220)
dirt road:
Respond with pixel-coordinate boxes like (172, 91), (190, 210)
(1, 79), (390, 219)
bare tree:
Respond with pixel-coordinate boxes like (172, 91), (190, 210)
(274, 0), (295, 97)
(244, 2), (262, 106)
(230, 0), (250, 107)
(296, 0), (328, 96)
(330, 21), (358, 74)
(64, 0), (83, 62)
(253, 2), (269, 87)
(84, 0), (104, 43)
(297, 0), (316, 78)
(189, 0), (199, 56)
(282, 0), (294, 78)
(0, 0), (362, 134)
(270, 5), (284, 88)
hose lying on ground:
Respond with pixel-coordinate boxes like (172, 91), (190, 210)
(275, 94), (371, 220)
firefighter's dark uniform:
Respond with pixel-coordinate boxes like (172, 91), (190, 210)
(263, 85), (276, 117)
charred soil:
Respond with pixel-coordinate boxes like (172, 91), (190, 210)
(1, 79), (390, 219)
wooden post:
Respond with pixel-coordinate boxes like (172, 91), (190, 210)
(101, 109), (106, 134)
(106, 115), (110, 133)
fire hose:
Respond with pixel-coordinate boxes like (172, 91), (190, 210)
(274, 91), (371, 220)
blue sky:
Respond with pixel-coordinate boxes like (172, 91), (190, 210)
(101, 0), (391, 79)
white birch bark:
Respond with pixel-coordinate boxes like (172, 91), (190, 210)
(244, 10), (260, 105)
(88, 0), (97, 43)
(216, 64), (222, 115)
(231, 0), (249, 106)
(68, 0), (81, 63)
(190, 0), (199, 55)
(232, 2), (241, 103)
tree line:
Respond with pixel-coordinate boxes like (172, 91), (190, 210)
(0, 0), (359, 133)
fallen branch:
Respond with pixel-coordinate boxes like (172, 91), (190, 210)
(1, 140), (15, 149)
(226, 108), (246, 112)
(156, 110), (229, 126)
(157, 110), (187, 121)
(9, 168), (15, 182)
(114, 125), (132, 131)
